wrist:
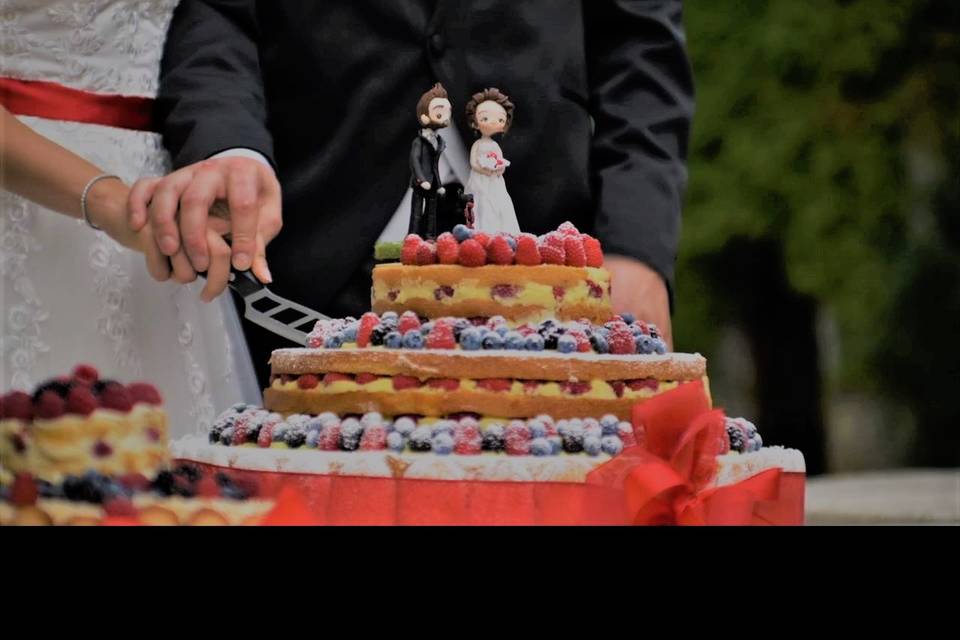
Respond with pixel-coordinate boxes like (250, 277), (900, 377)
(86, 177), (136, 247)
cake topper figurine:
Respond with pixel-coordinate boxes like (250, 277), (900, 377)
(408, 82), (452, 239)
(464, 88), (521, 234)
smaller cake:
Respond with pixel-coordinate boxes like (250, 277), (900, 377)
(371, 224), (612, 324)
(0, 365), (168, 483)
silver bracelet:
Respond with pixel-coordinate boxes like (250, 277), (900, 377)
(80, 173), (121, 231)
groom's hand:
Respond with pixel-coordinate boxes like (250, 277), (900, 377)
(127, 156), (282, 294)
(604, 255), (673, 349)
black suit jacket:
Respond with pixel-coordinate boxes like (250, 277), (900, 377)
(157, 0), (694, 373)
(410, 132), (446, 193)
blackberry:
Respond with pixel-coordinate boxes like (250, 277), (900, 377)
(209, 421), (228, 443)
(174, 463), (202, 483)
(725, 422), (747, 453)
(36, 479), (64, 499)
(543, 331), (560, 350)
(92, 379), (119, 395)
(152, 470), (177, 496)
(32, 379), (73, 402)
(481, 425), (506, 452)
(285, 428), (307, 449)
(370, 325), (389, 346)
(408, 426), (433, 452)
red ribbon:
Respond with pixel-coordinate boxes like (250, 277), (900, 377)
(0, 76), (156, 132)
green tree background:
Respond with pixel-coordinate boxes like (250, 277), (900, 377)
(678, 0), (959, 470)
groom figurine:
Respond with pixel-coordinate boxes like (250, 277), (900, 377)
(408, 83), (452, 240)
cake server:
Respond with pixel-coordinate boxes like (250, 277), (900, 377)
(220, 269), (329, 346)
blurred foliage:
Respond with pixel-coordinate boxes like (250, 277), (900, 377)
(677, 0), (959, 464)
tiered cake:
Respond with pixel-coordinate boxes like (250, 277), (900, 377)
(175, 223), (804, 490)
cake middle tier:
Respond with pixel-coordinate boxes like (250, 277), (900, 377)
(265, 348), (709, 420)
(371, 264), (613, 323)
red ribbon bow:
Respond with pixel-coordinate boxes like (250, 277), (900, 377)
(588, 380), (783, 525)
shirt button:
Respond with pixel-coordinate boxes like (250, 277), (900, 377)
(429, 32), (446, 56)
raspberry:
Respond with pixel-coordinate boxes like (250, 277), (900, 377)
(127, 383), (162, 406)
(538, 240), (565, 265)
(297, 374), (320, 390)
(10, 473), (38, 507)
(196, 475), (221, 498)
(355, 373), (380, 385)
(560, 381), (591, 395)
(454, 426), (482, 455)
(607, 323), (636, 355)
(65, 386), (98, 416)
(356, 312), (380, 348)
(323, 372), (353, 385)
(610, 381), (626, 398)
(426, 378), (460, 391)
(472, 232), (491, 248)
(318, 425), (341, 451)
(564, 236), (587, 267)
(98, 383), (134, 412)
(514, 233), (541, 265)
(2, 391), (33, 421)
(415, 241), (437, 265)
(557, 221), (581, 236)
(401, 234), (422, 265)
(103, 497), (138, 517)
(360, 425), (388, 450)
(505, 436), (531, 456)
(543, 232), (566, 250)
(72, 364), (99, 385)
(476, 379), (513, 392)
(257, 422), (276, 447)
(398, 311), (421, 335)
(458, 239), (487, 266)
(392, 376), (422, 390)
(425, 323), (457, 349)
(93, 440), (113, 457)
(627, 378), (659, 392)
(35, 390), (66, 420)
(487, 235), (515, 265)
(582, 234), (604, 267)
(568, 330), (591, 352)
(436, 233), (460, 264)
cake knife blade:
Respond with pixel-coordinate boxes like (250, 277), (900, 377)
(219, 269), (329, 346)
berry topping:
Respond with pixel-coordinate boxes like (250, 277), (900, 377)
(481, 424), (506, 452)
(360, 424), (388, 450)
(35, 390), (66, 419)
(401, 234), (423, 265)
(416, 241), (437, 265)
(563, 235), (587, 267)
(10, 473), (38, 506)
(92, 440), (113, 457)
(98, 383), (133, 412)
(472, 232), (491, 248)
(452, 224), (473, 242)
(398, 311), (421, 335)
(385, 331), (404, 348)
(582, 234), (604, 267)
(538, 240), (565, 264)
(356, 312), (380, 348)
(127, 382), (163, 406)
(436, 232), (460, 264)
(514, 233), (542, 265)
(402, 329), (425, 349)
(72, 364), (100, 385)
(458, 238), (487, 266)
(409, 426), (433, 452)
(557, 221), (580, 236)
(607, 323), (636, 355)
(487, 235), (515, 265)
(297, 374), (320, 390)
(432, 432), (454, 455)
(425, 323), (457, 349)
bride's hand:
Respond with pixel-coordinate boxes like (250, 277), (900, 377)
(83, 177), (145, 251)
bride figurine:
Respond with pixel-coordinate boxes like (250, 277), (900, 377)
(464, 88), (521, 234)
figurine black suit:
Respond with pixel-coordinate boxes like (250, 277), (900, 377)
(408, 83), (452, 239)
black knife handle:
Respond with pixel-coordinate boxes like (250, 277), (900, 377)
(196, 267), (266, 298)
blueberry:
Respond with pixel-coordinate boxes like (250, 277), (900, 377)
(385, 331), (403, 349)
(381, 311), (398, 322)
(305, 418), (325, 433)
(343, 322), (359, 342)
(403, 330), (425, 349)
(420, 321), (435, 336)
(527, 419), (547, 439)
(652, 338), (667, 354)
(482, 333), (504, 350)
(548, 436), (564, 455)
(324, 333), (344, 349)
(409, 426), (433, 452)
(432, 433), (454, 455)
(387, 431), (406, 452)
(453, 224), (473, 242)
(601, 435), (624, 456)
(459, 328), (483, 350)
(748, 434), (763, 452)
(621, 313), (636, 325)
(505, 236), (517, 251)
(305, 430), (321, 448)
(557, 334), (577, 353)
(482, 424), (506, 452)
(600, 414), (619, 436)
(584, 435), (602, 456)
(495, 325), (510, 337)
(584, 424), (603, 439)
(431, 420), (455, 438)
(530, 438), (552, 456)
(504, 331), (526, 350)
(647, 324), (660, 339)
(590, 333), (609, 354)
(219, 426), (235, 445)
(393, 417), (416, 437)
(522, 334), (545, 351)
(636, 335), (655, 354)
(361, 412), (384, 429)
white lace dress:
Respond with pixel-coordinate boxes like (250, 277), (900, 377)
(0, 0), (261, 437)
(465, 137), (521, 235)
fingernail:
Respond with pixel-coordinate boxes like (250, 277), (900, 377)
(159, 235), (178, 254)
(233, 252), (251, 270)
(262, 264), (273, 283)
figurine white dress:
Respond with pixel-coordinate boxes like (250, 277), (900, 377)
(0, 0), (261, 436)
(464, 89), (521, 234)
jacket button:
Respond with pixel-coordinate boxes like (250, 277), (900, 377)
(429, 32), (445, 56)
